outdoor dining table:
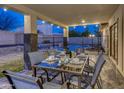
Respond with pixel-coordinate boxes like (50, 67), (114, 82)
(32, 53), (89, 89)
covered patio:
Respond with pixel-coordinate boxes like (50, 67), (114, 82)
(0, 52), (124, 89)
(0, 4), (124, 89)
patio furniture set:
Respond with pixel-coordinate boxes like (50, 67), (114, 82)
(2, 49), (106, 89)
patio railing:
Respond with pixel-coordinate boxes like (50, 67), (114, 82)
(0, 34), (103, 56)
(38, 36), (102, 51)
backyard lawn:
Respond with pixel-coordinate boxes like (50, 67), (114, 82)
(0, 58), (24, 77)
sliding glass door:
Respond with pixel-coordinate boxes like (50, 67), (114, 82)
(110, 19), (118, 64)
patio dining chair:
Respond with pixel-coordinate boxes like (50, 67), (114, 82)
(2, 70), (62, 89)
(66, 54), (106, 89)
(83, 51), (103, 74)
(28, 51), (60, 82)
(83, 51), (104, 87)
(78, 51), (104, 88)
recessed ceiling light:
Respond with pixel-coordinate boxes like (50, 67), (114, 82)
(82, 20), (85, 23)
(3, 7), (7, 12)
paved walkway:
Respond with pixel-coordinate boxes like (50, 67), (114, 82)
(101, 56), (124, 88)
(0, 54), (124, 89)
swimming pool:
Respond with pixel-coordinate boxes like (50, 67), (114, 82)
(53, 44), (92, 51)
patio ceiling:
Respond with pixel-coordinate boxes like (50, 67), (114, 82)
(23, 4), (119, 26)
(0, 4), (66, 28)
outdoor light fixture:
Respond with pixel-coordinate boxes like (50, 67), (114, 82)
(89, 34), (95, 37)
(42, 21), (45, 24)
(89, 34), (92, 37)
(3, 7), (7, 12)
(92, 34), (95, 37)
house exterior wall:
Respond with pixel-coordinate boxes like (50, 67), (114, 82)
(101, 26), (109, 55)
(108, 5), (124, 76)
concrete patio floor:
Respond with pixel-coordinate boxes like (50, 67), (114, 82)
(0, 53), (124, 89)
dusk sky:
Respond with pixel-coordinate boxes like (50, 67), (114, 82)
(0, 8), (99, 34)
(69, 24), (99, 34)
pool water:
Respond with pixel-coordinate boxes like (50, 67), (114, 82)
(54, 44), (91, 51)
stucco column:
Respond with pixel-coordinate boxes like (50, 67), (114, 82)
(63, 27), (69, 49)
(24, 15), (38, 70)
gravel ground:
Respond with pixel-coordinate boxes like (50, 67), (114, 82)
(0, 52), (23, 65)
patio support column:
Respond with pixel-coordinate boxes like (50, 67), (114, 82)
(63, 27), (69, 49)
(24, 15), (38, 70)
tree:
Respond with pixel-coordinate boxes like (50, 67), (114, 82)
(81, 29), (91, 37)
(94, 27), (102, 50)
(94, 30), (101, 37)
(94, 27), (101, 37)
(0, 10), (20, 31)
(69, 30), (81, 37)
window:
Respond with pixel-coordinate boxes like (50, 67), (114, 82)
(110, 19), (118, 63)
